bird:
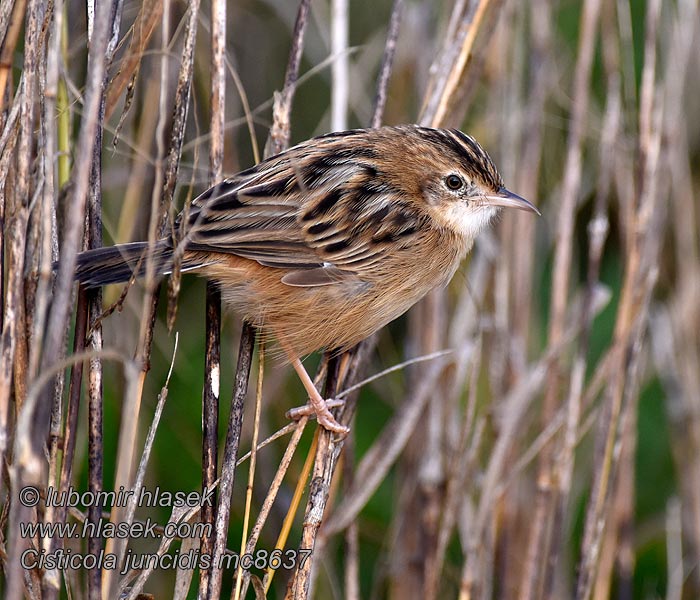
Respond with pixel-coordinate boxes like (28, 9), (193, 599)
(74, 124), (539, 433)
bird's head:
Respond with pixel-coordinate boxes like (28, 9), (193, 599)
(385, 126), (540, 240)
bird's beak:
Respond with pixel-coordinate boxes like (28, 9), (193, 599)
(483, 187), (540, 215)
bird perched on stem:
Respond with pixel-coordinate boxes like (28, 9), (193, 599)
(75, 124), (539, 433)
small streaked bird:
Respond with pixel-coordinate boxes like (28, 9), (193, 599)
(75, 125), (539, 433)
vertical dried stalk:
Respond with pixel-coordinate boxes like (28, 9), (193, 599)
(0, 109), (20, 500)
(551, 3), (620, 595)
(85, 80), (110, 600)
(266, 0), (311, 157)
(658, 1), (700, 593)
(53, 5), (121, 595)
(207, 1), (312, 595)
(86, 314), (104, 598)
(576, 0), (665, 597)
(289, 358), (343, 599)
(3, 1), (51, 597)
(289, 1), (408, 595)
(87, 97), (106, 597)
(39, 0), (115, 420)
(104, 1), (198, 595)
(104, 0), (164, 121)
(370, 0), (403, 129)
(42, 289), (87, 598)
(392, 2), (507, 598)
(198, 0), (226, 595)
(30, 1), (60, 592)
(520, 0), (602, 597)
(330, 0), (349, 131)
(206, 324), (255, 600)
(0, 0), (28, 113)
(511, 0), (550, 349)
(33, 2), (66, 595)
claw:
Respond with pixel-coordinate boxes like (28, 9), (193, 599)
(283, 354), (351, 434)
(286, 398), (349, 434)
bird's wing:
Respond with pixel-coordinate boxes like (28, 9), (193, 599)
(182, 142), (424, 287)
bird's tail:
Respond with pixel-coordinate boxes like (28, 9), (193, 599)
(74, 241), (174, 288)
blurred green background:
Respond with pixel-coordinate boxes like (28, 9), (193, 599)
(48, 0), (699, 597)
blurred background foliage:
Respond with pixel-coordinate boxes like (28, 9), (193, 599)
(84, 0), (696, 597)
(3, 0), (700, 598)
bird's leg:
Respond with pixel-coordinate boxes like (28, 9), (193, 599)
(286, 356), (349, 435)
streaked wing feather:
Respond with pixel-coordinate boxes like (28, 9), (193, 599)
(185, 166), (322, 269)
(181, 135), (423, 286)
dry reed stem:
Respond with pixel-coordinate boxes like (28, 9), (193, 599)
(206, 323), (254, 600)
(3, 2), (53, 597)
(370, 0), (403, 129)
(87, 299), (104, 599)
(80, 10), (114, 598)
(105, 2), (197, 596)
(520, 0), (602, 596)
(34, 0), (62, 576)
(390, 2), (507, 596)
(0, 0), (28, 113)
(206, 1), (312, 596)
(266, 0), (311, 158)
(331, 0), (349, 132)
(33, 7), (64, 594)
(233, 342), (265, 600)
(289, 399), (343, 598)
(656, 1), (700, 589)
(198, 0), (226, 595)
(237, 418), (308, 597)
(105, 0), (164, 121)
(0, 88), (20, 498)
(576, 0), (665, 595)
(115, 335), (179, 599)
(286, 0), (413, 594)
(322, 355), (453, 536)
(199, 279), (221, 595)
(544, 4), (621, 593)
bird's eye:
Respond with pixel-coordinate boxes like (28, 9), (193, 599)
(445, 174), (464, 190)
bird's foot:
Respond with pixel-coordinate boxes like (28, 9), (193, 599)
(286, 398), (348, 435)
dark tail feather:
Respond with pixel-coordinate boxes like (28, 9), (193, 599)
(75, 241), (173, 287)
